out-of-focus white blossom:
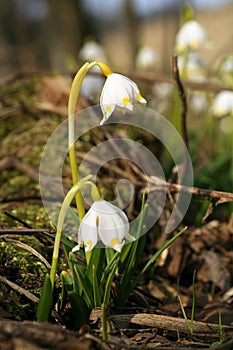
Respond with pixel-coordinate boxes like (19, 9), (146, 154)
(78, 41), (108, 101)
(217, 55), (233, 86)
(78, 40), (107, 62)
(177, 52), (206, 81)
(189, 91), (208, 113)
(100, 73), (146, 125)
(136, 46), (159, 71)
(212, 91), (233, 117)
(175, 20), (209, 52)
(81, 65), (105, 102)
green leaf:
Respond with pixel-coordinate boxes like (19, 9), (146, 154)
(74, 263), (93, 308)
(69, 252), (82, 294)
(60, 271), (73, 310)
(68, 291), (89, 330)
(103, 257), (119, 305)
(86, 247), (105, 285)
(69, 252), (94, 308)
(118, 234), (146, 306)
(100, 250), (119, 289)
(117, 202), (148, 306)
(92, 264), (102, 307)
(36, 274), (53, 322)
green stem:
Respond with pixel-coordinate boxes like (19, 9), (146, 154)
(67, 61), (112, 220)
(49, 177), (98, 289)
(67, 61), (112, 265)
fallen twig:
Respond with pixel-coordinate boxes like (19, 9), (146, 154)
(0, 275), (39, 303)
(0, 237), (51, 270)
(147, 177), (233, 202)
(111, 313), (233, 338)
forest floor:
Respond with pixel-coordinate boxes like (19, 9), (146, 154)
(0, 73), (232, 349)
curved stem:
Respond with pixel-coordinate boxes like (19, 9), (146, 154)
(67, 61), (112, 220)
(50, 177), (100, 289)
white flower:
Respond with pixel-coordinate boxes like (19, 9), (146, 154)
(218, 55), (233, 76)
(190, 91), (208, 113)
(100, 73), (146, 124)
(212, 91), (233, 117)
(175, 20), (209, 52)
(81, 65), (104, 102)
(217, 55), (233, 85)
(78, 40), (107, 62)
(136, 46), (158, 71)
(75, 200), (135, 252)
(177, 52), (206, 81)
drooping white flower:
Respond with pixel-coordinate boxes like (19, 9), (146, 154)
(100, 73), (146, 124)
(136, 46), (159, 71)
(217, 55), (233, 85)
(175, 20), (209, 52)
(218, 55), (233, 76)
(78, 41), (107, 101)
(177, 52), (206, 81)
(81, 65), (105, 102)
(189, 91), (208, 113)
(75, 200), (135, 252)
(78, 40), (107, 62)
(212, 91), (233, 117)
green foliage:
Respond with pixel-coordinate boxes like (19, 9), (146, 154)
(177, 270), (196, 340)
(36, 274), (53, 322)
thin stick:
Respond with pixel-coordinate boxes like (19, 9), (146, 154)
(111, 313), (233, 338)
(148, 177), (233, 202)
(172, 54), (189, 151)
(0, 275), (39, 303)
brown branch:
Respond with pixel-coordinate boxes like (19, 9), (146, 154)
(111, 313), (233, 338)
(172, 54), (189, 151)
(0, 275), (39, 303)
(148, 177), (233, 202)
(0, 228), (56, 235)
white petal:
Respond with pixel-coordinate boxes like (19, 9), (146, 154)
(100, 73), (146, 123)
(176, 20), (208, 51)
(212, 91), (233, 117)
(92, 200), (129, 248)
(78, 209), (99, 251)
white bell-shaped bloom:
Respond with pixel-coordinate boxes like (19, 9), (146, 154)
(218, 55), (233, 76)
(136, 46), (159, 71)
(212, 91), (233, 117)
(190, 91), (208, 113)
(177, 52), (206, 81)
(81, 65), (105, 102)
(78, 40), (107, 62)
(100, 73), (146, 124)
(217, 55), (233, 85)
(76, 200), (135, 252)
(175, 20), (209, 52)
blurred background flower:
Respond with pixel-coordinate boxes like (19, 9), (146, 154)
(0, 0), (232, 76)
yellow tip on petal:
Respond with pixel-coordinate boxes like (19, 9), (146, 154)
(137, 93), (147, 104)
(122, 97), (131, 106)
(126, 232), (136, 241)
(106, 105), (112, 113)
(85, 239), (93, 251)
(111, 237), (121, 247)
